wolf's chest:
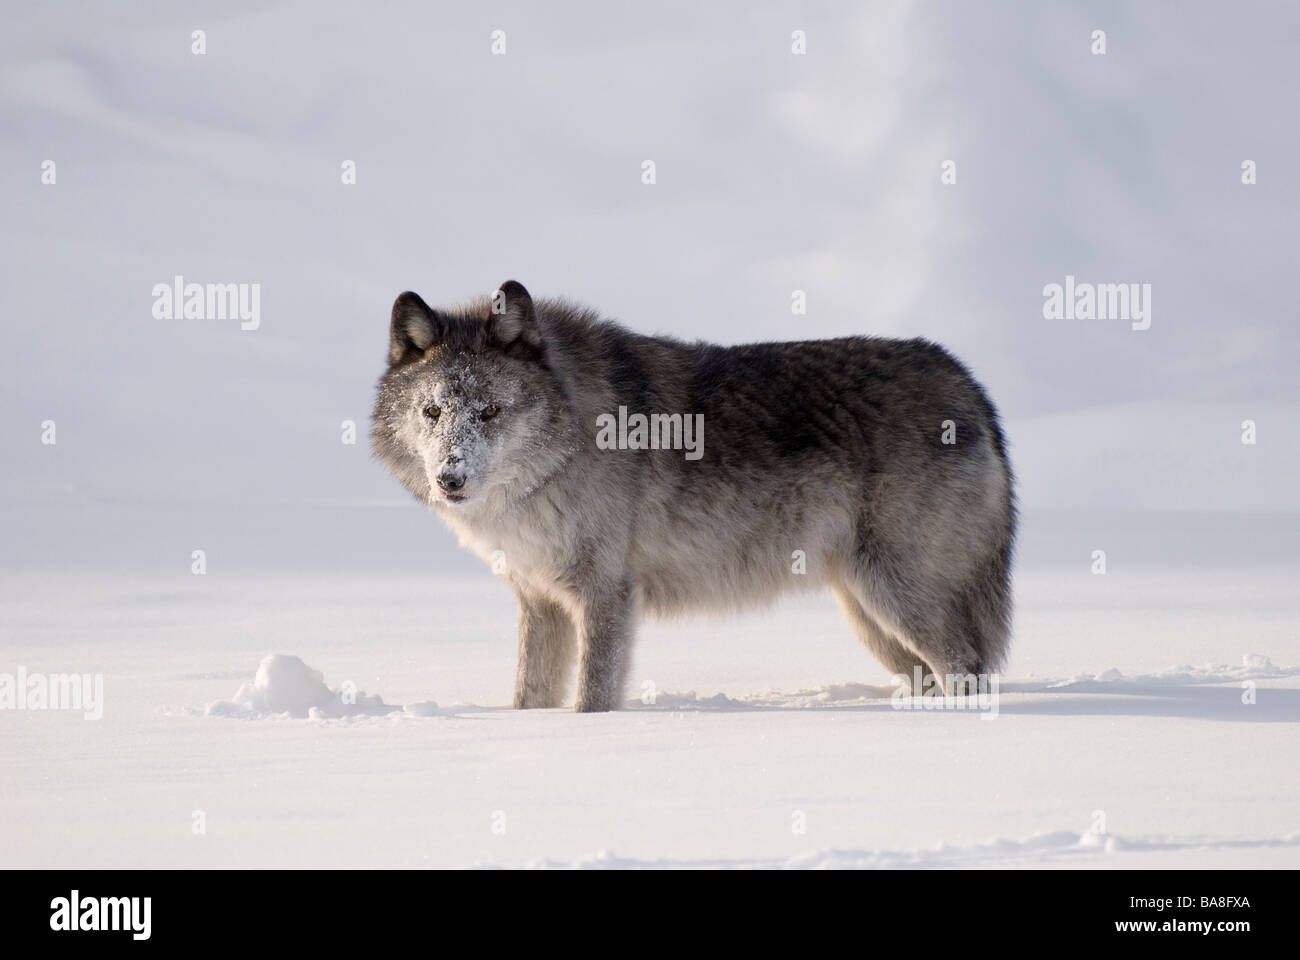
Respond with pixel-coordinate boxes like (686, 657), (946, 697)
(440, 504), (574, 590)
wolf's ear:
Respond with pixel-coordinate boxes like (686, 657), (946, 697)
(389, 291), (441, 366)
(488, 280), (543, 358)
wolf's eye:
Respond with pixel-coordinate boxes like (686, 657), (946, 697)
(479, 404), (499, 421)
(423, 404), (441, 421)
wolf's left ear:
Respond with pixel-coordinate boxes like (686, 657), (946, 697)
(488, 280), (543, 358)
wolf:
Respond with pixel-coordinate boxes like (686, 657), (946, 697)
(371, 281), (1015, 711)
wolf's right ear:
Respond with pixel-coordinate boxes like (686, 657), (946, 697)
(389, 291), (441, 366)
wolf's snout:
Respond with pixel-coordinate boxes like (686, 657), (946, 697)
(435, 458), (467, 494)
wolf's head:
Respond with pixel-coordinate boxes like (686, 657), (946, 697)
(371, 281), (576, 509)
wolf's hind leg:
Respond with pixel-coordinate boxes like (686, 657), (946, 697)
(513, 592), (578, 708)
(847, 567), (987, 696)
(883, 598), (986, 696)
(832, 584), (933, 688)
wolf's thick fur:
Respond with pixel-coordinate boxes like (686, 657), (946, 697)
(372, 282), (1016, 711)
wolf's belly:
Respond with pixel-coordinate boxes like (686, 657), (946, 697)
(629, 502), (854, 618)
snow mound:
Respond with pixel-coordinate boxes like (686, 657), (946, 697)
(205, 654), (398, 719)
(629, 690), (747, 710)
(402, 700), (442, 717)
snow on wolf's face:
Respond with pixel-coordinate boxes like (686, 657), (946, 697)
(372, 283), (574, 509)
(409, 356), (536, 504)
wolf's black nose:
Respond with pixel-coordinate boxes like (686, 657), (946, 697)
(437, 454), (466, 493)
(436, 469), (465, 493)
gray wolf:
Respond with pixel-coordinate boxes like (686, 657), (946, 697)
(372, 281), (1015, 711)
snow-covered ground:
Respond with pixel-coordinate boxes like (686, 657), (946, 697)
(2, 2), (1297, 870)
(3, 512), (1297, 869)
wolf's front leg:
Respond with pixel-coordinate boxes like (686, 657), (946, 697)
(574, 581), (635, 712)
(513, 592), (578, 708)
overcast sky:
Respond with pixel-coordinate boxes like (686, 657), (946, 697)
(2, 1), (1296, 572)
